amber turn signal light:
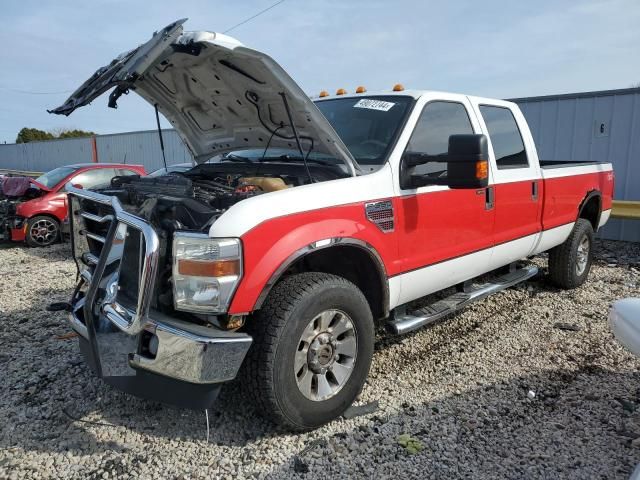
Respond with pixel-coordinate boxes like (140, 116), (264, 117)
(476, 160), (488, 180)
(319, 90), (329, 97)
(355, 86), (366, 93)
(336, 88), (347, 95)
(393, 83), (405, 91)
(178, 258), (240, 277)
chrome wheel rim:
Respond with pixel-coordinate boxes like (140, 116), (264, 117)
(294, 309), (357, 402)
(30, 219), (58, 246)
(576, 234), (590, 276)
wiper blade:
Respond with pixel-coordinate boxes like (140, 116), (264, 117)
(220, 154), (253, 164)
(263, 154), (334, 166)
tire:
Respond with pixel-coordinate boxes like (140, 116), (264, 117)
(25, 215), (60, 247)
(243, 272), (374, 430)
(548, 218), (594, 289)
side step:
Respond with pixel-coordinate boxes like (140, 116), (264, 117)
(387, 265), (538, 335)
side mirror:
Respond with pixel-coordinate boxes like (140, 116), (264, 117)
(400, 134), (489, 189)
(446, 134), (489, 189)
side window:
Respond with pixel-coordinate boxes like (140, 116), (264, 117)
(116, 168), (140, 177)
(405, 101), (474, 178)
(479, 105), (528, 169)
(72, 168), (117, 189)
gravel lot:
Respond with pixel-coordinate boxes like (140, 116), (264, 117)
(1, 239), (639, 479)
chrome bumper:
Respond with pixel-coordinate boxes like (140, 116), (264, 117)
(66, 185), (251, 388)
(69, 307), (251, 384)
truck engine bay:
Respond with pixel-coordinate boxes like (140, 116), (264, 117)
(82, 160), (349, 323)
(100, 161), (348, 233)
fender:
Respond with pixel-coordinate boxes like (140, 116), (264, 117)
(15, 193), (68, 222)
(253, 237), (389, 313)
(227, 202), (397, 314)
(578, 189), (602, 230)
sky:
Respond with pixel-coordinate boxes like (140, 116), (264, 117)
(1, 0), (639, 144)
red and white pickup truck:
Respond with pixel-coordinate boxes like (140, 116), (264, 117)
(51, 20), (614, 430)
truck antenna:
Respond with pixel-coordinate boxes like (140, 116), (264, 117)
(154, 103), (168, 171)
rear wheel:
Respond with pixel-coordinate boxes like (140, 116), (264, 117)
(548, 218), (594, 289)
(25, 215), (60, 247)
(243, 272), (374, 430)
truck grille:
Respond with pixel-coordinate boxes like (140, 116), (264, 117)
(68, 187), (159, 335)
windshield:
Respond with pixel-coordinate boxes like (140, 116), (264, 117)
(35, 166), (78, 188)
(314, 95), (413, 166)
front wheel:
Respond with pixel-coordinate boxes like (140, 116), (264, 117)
(243, 272), (374, 430)
(548, 218), (594, 289)
(25, 215), (60, 247)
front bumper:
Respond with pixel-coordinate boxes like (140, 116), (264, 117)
(66, 185), (252, 409)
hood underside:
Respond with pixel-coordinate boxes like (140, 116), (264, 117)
(50, 19), (358, 174)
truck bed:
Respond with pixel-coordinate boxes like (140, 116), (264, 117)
(540, 160), (611, 169)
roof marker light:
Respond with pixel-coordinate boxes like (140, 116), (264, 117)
(392, 83), (405, 92)
(319, 90), (329, 98)
(336, 88), (347, 95)
(355, 86), (367, 93)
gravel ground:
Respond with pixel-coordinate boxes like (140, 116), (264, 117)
(0, 239), (639, 479)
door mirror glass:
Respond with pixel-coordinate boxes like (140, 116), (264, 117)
(401, 134), (489, 189)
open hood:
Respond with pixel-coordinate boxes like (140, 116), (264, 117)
(49, 19), (358, 174)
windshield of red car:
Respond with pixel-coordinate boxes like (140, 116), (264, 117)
(35, 166), (78, 188)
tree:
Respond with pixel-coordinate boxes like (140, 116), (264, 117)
(15, 127), (96, 143)
(15, 128), (55, 144)
(57, 129), (96, 139)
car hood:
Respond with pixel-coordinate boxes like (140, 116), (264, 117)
(49, 19), (358, 175)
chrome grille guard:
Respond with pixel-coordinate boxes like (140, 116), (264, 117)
(66, 183), (160, 335)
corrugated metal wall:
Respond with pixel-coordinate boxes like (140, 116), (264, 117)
(512, 88), (640, 242)
(0, 136), (95, 172)
(95, 129), (193, 170)
(0, 129), (193, 172)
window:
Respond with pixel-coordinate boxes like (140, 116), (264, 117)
(479, 105), (528, 169)
(72, 168), (118, 189)
(404, 101), (474, 178)
(35, 166), (78, 188)
(315, 96), (413, 167)
(116, 168), (141, 177)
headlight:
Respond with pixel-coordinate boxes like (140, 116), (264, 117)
(172, 233), (242, 314)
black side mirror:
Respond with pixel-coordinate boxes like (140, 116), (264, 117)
(400, 134), (489, 189)
(446, 134), (489, 189)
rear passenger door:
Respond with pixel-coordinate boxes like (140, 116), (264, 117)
(471, 101), (542, 267)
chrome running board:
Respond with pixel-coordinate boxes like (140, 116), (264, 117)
(387, 265), (539, 335)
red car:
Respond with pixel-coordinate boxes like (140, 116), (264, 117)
(0, 163), (145, 247)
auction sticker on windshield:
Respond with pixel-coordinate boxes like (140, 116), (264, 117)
(353, 99), (395, 112)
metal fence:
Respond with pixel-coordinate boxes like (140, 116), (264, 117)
(0, 129), (193, 173)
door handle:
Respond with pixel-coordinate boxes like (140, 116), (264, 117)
(531, 181), (538, 201)
(485, 186), (494, 210)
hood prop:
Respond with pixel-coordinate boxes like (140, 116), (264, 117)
(154, 103), (169, 171)
(278, 92), (314, 184)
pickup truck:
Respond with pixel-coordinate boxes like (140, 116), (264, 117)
(50, 20), (614, 430)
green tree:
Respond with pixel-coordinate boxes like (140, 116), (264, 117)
(57, 129), (96, 139)
(15, 127), (96, 143)
(15, 127), (55, 144)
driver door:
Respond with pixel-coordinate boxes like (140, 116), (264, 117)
(394, 96), (495, 306)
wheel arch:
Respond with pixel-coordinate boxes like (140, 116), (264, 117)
(578, 190), (602, 231)
(253, 238), (389, 321)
